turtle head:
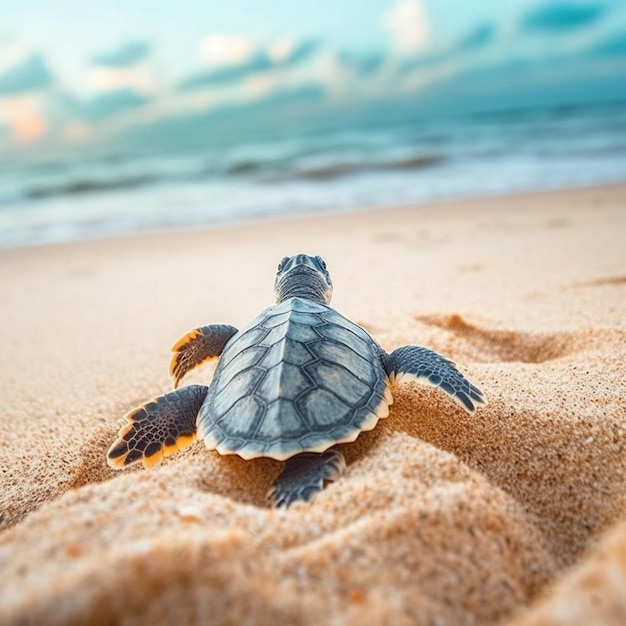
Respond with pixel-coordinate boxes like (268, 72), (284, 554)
(274, 254), (333, 304)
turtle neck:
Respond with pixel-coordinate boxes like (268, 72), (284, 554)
(275, 266), (331, 304)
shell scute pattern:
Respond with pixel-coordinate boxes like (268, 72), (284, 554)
(312, 341), (373, 382)
(261, 310), (292, 328)
(280, 338), (315, 366)
(286, 322), (320, 343)
(197, 297), (389, 460)
(288, 310), (325, 327)
(319, 310), (372, 339)
(298, 389), (352, 425)
(257, 402), (305, 438)
(212, 366), (265, 415)
(308, 362), (372, 405)
(214, 347), (266, 395)
(219, 395), (263, 435)
(260, 323), (292, 347)
(289, 298), (326, 313)
(315, 323), (372, 360)
(227, 325), (270, 354)
(255, 361), (311, 400)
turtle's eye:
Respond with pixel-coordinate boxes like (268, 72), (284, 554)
(277, 257), (289, 272)
(316, 256), (327, 271)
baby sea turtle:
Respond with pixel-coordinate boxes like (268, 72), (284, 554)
(107, 254), (486, 507)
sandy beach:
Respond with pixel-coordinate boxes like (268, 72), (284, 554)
(0, 183), (625, 625)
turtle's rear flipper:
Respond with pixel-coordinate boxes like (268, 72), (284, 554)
(169, 324), (238, 388)
(267, 450), (346, 508)
(107, 384), (208, 470)
(384, 345), (486, 414)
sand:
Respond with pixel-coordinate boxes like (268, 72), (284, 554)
(0, 183), (625, 625)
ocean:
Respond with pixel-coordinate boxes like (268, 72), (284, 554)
(1, 100), (625, 248)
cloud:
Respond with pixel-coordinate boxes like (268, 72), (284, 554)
(285, 40), (321, 65)
(230, 84), (325, 114)
(198, 34), (256, 67)
(410, 53), (626, 114)
(521, 2), (608, 33)
(0, 54), (53, 96)
(180, 39), (321, 91)
(0, 41), (29, 72)
(399, 22), (496, 76)
(181, 54), (273, 90)
(339, 52), (386, 76)
(382, 0), (430, 56)
(456, 23), (496, 53)
(86, 42), (159, 98)
(123, 84), (325, 150)
(0, 96), (47, 142)
(267, 36), (296, 63)
(92, 41), (151, 67)
(591, 31), (626, 56)
(88, 64), (158, 93)
(64, 88), (149, 122)
(399, 51), (447, 75)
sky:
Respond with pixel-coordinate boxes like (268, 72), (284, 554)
(1, 0), (625, 155)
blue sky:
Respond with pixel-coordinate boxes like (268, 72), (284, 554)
(1, 0), (625, 153)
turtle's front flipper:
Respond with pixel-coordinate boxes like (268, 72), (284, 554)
(384, 346), (486, 414)
(107, 384), (208, 470)
(268, 450), (346, 508)
(170, 324), (238, 388)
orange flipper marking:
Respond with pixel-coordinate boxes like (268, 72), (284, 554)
(170, 328), (202, 353)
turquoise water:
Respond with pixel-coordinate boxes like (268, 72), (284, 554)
(1, 101), (625, 247)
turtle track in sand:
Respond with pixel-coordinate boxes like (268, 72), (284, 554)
(568, 274), (626, 289)
(413, 312), (621, 364)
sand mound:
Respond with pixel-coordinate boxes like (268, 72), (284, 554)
(1, 433), (556, 625)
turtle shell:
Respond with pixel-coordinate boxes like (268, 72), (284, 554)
(197, 297), (391, 460)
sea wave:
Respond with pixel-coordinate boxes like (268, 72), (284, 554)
(25, 175), (158, 200)
(223, 153), (446, 182)
(288, 154), (446, 181)
(18, 153), (447, 202)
